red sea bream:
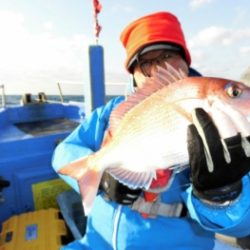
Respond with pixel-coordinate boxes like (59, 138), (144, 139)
(59, 66), (250, 214)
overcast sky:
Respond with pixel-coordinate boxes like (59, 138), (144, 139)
(0, 0), (250, 95)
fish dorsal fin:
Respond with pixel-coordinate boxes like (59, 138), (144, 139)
(109, 63), (186, 134)
(156, 62), (187, 83)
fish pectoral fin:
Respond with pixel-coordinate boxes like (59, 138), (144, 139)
(108, 168), (154, 190)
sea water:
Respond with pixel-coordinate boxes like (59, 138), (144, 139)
(0, 95), (118, 107)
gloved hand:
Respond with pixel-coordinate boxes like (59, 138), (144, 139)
(187, 107), (250, 203)
(100, 171), (142, 205)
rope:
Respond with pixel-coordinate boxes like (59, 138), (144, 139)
(92, 0), (102, 43)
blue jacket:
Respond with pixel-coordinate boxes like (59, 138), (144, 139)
(52, 84), (250, 250)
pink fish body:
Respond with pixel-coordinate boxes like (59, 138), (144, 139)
(59, 66), (250, 214)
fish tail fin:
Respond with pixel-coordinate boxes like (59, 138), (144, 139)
(58, 155), (102, 215)
(79, 167), (102, 215)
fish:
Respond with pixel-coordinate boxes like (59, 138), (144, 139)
(58, 64), (250, 215)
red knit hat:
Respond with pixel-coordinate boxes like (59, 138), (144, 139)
(120, 11), (191, 72)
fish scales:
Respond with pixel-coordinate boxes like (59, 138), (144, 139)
(59, 66), (250, 214)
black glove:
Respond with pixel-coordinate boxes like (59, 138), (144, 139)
(187, 108), (250, 203)
(100, 172), (142, 205)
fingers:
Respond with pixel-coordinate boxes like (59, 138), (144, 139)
(209, 104), (238, 139)
(211, 100), (250, 157)
(242, 136), (250, 157)
(192, 101), (250, 170)
(187, 123), (208, 174)
(191, 108), (223, 172)
(212, 100), (250, 137)
(187, 124), (204, 159)
(208, 104), (238, 164)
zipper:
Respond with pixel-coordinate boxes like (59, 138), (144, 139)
(112, 204), (122, 250)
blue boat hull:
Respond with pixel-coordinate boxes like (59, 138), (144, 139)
(0, 102), (83, 227)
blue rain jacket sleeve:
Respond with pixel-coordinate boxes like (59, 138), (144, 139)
(183, 174), (250, 237)
(52, 96), (124, 192)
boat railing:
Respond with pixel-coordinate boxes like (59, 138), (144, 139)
(57, 82), (64, 103)
(0, 84), (6, 108)
(0, 81), (127, 107)
(1, 81), (85, 107)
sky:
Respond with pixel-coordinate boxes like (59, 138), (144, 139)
(0, 0), (250, 95)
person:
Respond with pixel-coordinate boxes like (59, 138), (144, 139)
(52, 11), (250, 250)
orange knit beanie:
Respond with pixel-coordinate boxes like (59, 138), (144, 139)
(120, 12), (191, 72)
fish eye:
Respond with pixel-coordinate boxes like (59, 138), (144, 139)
(226, 84), (242, 98)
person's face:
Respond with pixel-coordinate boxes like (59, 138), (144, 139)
(133, 49), (189, 89)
